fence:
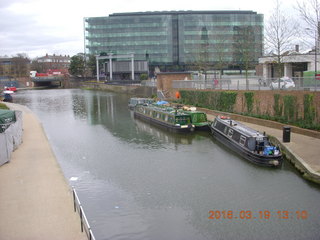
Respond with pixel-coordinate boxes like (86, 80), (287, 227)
(171, 76), (320, 91)
(72, 187), (96, 240)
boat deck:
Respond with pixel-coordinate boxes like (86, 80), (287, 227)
(219, 118), (265, 138)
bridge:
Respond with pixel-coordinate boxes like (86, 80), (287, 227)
(31, 76), (64, 87)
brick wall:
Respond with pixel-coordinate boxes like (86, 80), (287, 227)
(157, 72), (192, 97)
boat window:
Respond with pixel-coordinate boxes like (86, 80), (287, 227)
(228, 129), (233, 138)
(165, 115), (168, 121)
(213, 120), (217, 127)
(240, 136), (246, 146)
(152, 111), (157, 118)
(224, 126), (228, 134)
(168, 116), (174, 123)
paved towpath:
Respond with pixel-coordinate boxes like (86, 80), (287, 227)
(0, 102), (86, 240)
(206, 113), (320, 175)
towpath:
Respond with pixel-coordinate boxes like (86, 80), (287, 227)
(0, 102), (86, 240)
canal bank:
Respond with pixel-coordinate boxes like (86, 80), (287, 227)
(80, 81), (156, 97)
(0, 102), (86, 240)
(202, 109), (320, 184)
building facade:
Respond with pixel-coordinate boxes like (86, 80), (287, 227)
(0, 57), (31, 88)
(32, 54), (71, 73)
(259, 50), (317, 79)
(84, 11), (263, 72)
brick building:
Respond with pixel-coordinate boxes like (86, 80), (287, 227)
(32, 54), (71, 73)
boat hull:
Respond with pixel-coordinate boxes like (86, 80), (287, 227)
(210, 126), (282, 167)
(134, 111), (194, 133)
(195, 124), (210, 131)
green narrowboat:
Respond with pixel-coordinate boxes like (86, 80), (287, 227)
(133, 104), (195, 133)
(180, 109), (209, 131)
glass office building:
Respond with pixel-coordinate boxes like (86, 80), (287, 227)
(84, 11), (263, 71)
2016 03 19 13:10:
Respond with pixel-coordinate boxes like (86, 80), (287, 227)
(208, 210), (308, 220)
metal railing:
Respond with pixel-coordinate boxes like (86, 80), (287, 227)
(172, 76), (320, 91)
(72, 187), (96, 240)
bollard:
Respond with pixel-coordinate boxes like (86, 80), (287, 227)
(283, 126), (291, 143)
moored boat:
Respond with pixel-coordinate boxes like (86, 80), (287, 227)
(179, 106), (210, 131)
(134, 104), (195, 133)
(209, 116), (282, 167)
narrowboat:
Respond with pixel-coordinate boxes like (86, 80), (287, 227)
(134, 104), (195, 133)
(209, 116), (282, 167)
(128, 98), (154, 110)
(179, 107), (210, 131)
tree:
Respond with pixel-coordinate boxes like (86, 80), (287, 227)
(233, 26), (259, 90)
(11, 54), (30, 77)
(69, 54), (85, 77)
(297, 0), (320, 76)
(297, 0), (320, 33)
(86, 54), (97, 77)
(265, 0), (299, 81)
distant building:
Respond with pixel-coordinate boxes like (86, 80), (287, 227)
(32, 54), (71, 73)
(0, 57), (30, 78)
(84, 11), (264, 73)
(259, 48), (318, 79)
(0, 57), (31, 88)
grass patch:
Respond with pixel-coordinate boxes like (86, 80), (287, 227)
(0, 103), (9, 110)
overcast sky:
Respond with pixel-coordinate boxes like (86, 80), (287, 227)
(0, 0), (298, 59)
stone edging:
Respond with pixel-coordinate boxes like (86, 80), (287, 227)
(270, 136), (320, 184)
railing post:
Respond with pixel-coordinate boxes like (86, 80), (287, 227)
(73, 188), (76, 212)
(80, 207), (83, 232)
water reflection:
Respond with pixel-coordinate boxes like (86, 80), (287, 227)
(14, 89), (320, 240)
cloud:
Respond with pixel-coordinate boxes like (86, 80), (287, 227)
(0, 0), (298, 58)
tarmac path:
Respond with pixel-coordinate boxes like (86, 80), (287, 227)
(0, 103), (86, 240)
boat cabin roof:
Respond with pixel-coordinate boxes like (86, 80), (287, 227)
(137, 104), (191, 117)
(217, 117), (265, 139)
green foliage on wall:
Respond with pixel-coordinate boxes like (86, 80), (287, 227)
(179, 90), (320, 130)
(303, 94), (316, 124)
(273, 94), (283, 117)
(244, 92), (254, 113)
(179, 90), (237, 112)
(283, 95), (297, 121)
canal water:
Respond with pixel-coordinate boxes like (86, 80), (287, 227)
(14, 89), (320, 240)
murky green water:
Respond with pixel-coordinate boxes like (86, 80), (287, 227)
(14, 89), (320, 240)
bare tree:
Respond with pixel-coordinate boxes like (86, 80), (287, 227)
(297, 0), (320, 32)
(297, 0), (320, 79)
(265, 0), (299, 82)
(11, 53), (30, 78)
(233, 26), (260, 90)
